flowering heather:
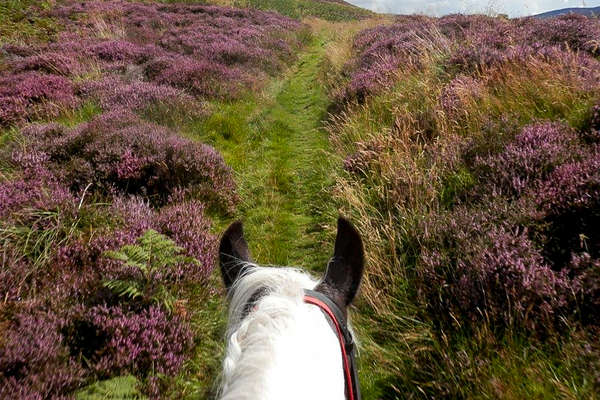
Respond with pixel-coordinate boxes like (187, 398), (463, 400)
(0, 0), (302, 106)
(419, 211), (570, 330)
(0, 308), (84, 399)
(19, 111), (236, 210)
(0, 72), (77, 127)
(0, 166), (75, 221)
(148, 56), (247, 98)
(534, 148), (600, 274)
(475, 122), (582, 196)
(156, 201), (216, 278)
(583, 103), (600, 143)
(412, 121), (600, 332)
(72, 305), (193, 378)
(11, 52), (82, 76)
(342, 13), (600, 102)
(439, 75), (483, 118)
(537, 147), (600, 215)
(591, 104), (600, 132)
(79, 78), (203, 117)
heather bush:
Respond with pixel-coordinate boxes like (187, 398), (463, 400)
(0, 72), (78, 127)
(414, 123), (600, 332)
(582, 103), (600, 143)
(340, 17), (446, 101)
(418, 203), (572, 331)
(535, 148), (600, 276)
(79, 78), (203, 118)
(439, 75), (483, 118)
(0, 165), (79, 303)
(0, 166), (75, 221)
(590, 104), (600, 132)
(0, 307), (84, 399)
(148, 56), (248, 98)
(18, 112), (236, 210)
(11, 52), (82, 76)
(155, 201), (216, 276)
(68, 305), (193, 379)
(474, 122), (582, 196)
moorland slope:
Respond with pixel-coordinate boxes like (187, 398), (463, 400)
(2, 1), (600, 399)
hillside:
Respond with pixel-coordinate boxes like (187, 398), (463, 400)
(2, 1), (600, 399)
(233, 0), (373, 21)
(535, 6), (600, 18)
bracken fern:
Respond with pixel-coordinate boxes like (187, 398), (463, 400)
(103, 229), (199, 312)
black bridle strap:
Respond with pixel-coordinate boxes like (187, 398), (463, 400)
(303, 289), (361, 400)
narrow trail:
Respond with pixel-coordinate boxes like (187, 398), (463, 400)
(188, 36), (343, 399)
(213, 37), (337, 271)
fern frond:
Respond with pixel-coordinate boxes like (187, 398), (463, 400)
(102, 229), (202, 312)
(104, 279), (143, 300)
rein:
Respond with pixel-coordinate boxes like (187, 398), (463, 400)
(303, 289), (361, 400)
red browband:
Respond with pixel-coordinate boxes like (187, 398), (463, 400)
(303, 292), (359, 400)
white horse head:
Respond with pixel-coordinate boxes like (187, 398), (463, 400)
(217, 217), (365, 400)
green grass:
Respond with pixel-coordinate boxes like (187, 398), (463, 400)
(0, 0), (60, 44)
(235, 0), (372, 21)
(188, 36), (339, 269)
(55, 101), (103, 127)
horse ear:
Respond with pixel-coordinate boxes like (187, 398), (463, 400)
(316, 217), (365, 311)
(219, 221), (252, 290)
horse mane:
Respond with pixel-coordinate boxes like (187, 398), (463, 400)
(218, 264), (347, 400)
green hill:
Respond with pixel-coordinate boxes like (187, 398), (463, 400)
(233, 0), (373, 21)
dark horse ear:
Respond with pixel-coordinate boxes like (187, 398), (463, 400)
(316, 217), (365, 312)
(219, 221), (252, 290)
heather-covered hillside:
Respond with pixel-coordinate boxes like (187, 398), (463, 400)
(0, 1), (306, 397)
(326, 13), (600, 398)
(3, 0), (600, 399)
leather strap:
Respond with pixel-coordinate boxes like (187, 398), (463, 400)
(304, 289), (361, 400)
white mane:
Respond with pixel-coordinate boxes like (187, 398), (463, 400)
(218, 264), (347, 400)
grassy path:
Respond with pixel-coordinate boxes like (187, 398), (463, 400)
(199, 36), (337, 271)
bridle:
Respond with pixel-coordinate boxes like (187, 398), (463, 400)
(303, 289), (361, 400)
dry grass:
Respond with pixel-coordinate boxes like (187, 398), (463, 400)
(324, 23), (600, 396)
(326, 46), (599, 312)
(305, 16), (392, 71)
